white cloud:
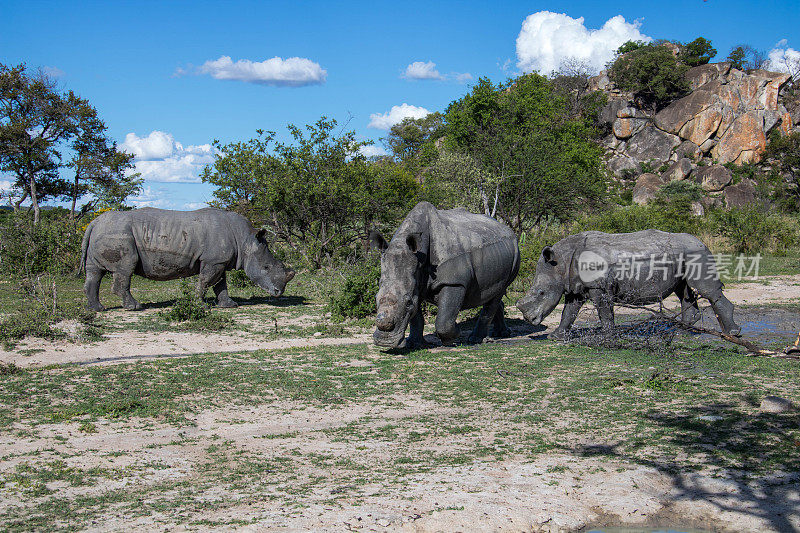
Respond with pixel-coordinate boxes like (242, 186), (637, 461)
(121, 131), (217, 183)
(183, 202), (208, 210)
(455, 72), (474, 83)
(359, 145), (389, 158)
(516, 11), (651, 75)
(127, 187), (174, 209)
(404, 61), (443, 80)
(767, 39), (800, 79)
(121, 131), (176, 160)
(368, 104), (431, 130)
(196, 55), (327, 87)
(0, 179), (13, 193)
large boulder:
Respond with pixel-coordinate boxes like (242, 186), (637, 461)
(625, 125), (681, 164)
(712, 111), (767, 164)
(661, 158), (693, 182)
(673, 140), (701, 161)
(724, 180), (757, 208)
(678, 104), (724, 146)
(632, 173), (665, 205)
(695, 165), (732, 192)
(599, 97), (629, 125)
(686, 62), (731, 91)
(654, 90), (718, 134)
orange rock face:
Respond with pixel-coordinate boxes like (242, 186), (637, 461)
(613, 118), (633, 139)
(679, 106), (723, 146)
(713, 111), (767, 164)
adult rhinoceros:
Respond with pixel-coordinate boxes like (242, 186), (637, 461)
(516, 229), (741, 339)
(373, 202), (520, 348)
(80, 208), (294, 311)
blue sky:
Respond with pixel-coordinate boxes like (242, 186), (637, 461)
(1, 0), (798, 209)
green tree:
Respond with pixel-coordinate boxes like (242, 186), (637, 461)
(616, 41), (647, 55)
(680, 37), (717, 67)
(608, 44), (690, 111)
(67, 101), (138, 218)
(764, 131), (800, 211)
(0, 64), (79, 223)
(384, 112), (443, 167)
(203, 117), (419, 267)
(726, 45), (769, 70)
(441, 74), (605, 234)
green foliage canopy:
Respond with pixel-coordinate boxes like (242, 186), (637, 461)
(608, 43), (690, 111)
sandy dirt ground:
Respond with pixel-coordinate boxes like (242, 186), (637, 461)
(2, 277), (799, 532)
(3, 275), (799, 369)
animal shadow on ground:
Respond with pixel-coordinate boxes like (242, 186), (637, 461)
(571, 400), (800, 532)
(133, 294), (307, 310)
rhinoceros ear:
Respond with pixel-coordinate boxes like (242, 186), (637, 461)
(542, 246), (556, 264)
(255, 229), (268, 244)
(406, 232), (430, 257)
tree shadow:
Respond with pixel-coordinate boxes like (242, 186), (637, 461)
(570, 400), (800, 531)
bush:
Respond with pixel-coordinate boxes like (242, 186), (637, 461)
(329, 253), (381, 319)
(0, 302), (97, 350)
(710, 208), (799, 255)
(609, 44), (690, 111)
(0, 210), (82, 276)
(573, 201), (706, 236)
(161, 281), (208, 321)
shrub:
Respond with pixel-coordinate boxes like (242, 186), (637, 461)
(329, 253), (381, 319)
(609, 44), (690, 111)
(161, 281), (208, 322)
(0, 210), (82, 276)
(710, 208), (799, 255)
(573, 201), (706, 236)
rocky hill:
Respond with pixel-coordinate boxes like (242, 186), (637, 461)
(591, 62), (797, 210)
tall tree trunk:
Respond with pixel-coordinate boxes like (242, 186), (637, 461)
(70, 171), (80, 221)
(30, 173), (40, 225)
(13, 189), (29, 212)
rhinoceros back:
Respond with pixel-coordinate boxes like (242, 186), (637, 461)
(88, 208), (240, 280)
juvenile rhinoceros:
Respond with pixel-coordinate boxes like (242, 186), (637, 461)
(516, 229), (741, 339)
(80, 208), (294, 311)
(373, 202), (520, 348)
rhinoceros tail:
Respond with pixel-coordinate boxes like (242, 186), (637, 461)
(77, 219), (95, 277)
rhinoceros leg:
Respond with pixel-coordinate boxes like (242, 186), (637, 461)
(468, 296), (505, 344)
(401, 309), (426, 349)
(676, 281), (701, 325)
(112, 271), (141, 311)
(589, 289), (615, 333)
(84, 269), (106, 312)
(490, 300), (512, 338)
(212, 273), (238, 308)
(550, 294), (585, 340)
(687, 277), (741, 335)
(435, 285), (467, 345)
(196, 263), (226, 306)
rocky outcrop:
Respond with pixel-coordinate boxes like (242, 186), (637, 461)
(632, 173), (665, 205)
(595, 60), (796, 209)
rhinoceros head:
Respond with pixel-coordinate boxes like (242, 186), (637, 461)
(243, 229), (295, 297)
(373, 232), (428, 348)
(517, 246), (566, 325)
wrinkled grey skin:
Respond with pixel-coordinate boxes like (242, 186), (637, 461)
(516, 230), (741, 339)
(374, 202), (520, 348)
(81, 208), (295, 311)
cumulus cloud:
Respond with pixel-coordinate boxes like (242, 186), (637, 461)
(516, 11), (651, 75)
(120, 131), (217, 183)
(183, 202), (208, 210)
(404, 61), (444, 80)
(768, 39), (800, 79)
(127, 187), (174, 209)
(196, 55), (327, 87)
(402, 61), (472, 83)
(0, 179), (12, 193)
(359, 144), (389, 158)
(368, 104), (431, 130)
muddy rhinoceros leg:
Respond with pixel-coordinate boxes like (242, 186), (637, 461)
(676, 281), (701, 325)
(550, 294), (585, 340)
(687, 276), (741, 335)
(112, 270), (141, 311)
(468, 296), (503, 344)
(490, 300), (512, 338)
(589, 288), (615, 333)
(212, 272), (238, 308)
(435, 285), (467, 345)
(84, 269), (107, 312)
